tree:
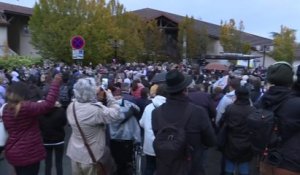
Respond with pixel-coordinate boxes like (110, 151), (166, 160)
(178, 16), (210, 61)
(29, 0), (115, 64)
(140, 19), (166, 62)
(107, 0), (146, 62)
(77, 0), (116, 64)
(220, 19), (251, 54)
(198, 25), (210, 57)
(272, 26), (296, 64)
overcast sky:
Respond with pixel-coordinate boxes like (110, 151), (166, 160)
(2, 0), (300, 42)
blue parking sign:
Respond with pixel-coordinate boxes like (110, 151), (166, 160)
(72, 49), (84, 59)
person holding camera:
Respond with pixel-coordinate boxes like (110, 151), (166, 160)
(66, 77), (121, 175)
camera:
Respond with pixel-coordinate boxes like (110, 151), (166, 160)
(101, 78), (108, 90)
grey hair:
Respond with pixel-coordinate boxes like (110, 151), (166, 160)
(73, 77), (97, 103)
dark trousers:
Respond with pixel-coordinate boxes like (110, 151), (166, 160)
(145, 155), (156, 175)
(45, 144), (64, 175)
(110, 140), (134, 175)
(0, 146), (4, 155)
(15, 162), (40, 175)
(220, 155), (226, 175)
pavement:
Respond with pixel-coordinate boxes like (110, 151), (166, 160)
(0, 126), (72, 175)
(0, 125), (259, 175)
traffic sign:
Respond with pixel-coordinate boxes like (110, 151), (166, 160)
(71, 35), (85, 49)
(72, 49), (84, 59)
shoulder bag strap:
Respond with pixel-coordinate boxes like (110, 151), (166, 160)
(72, 102), (97, 163)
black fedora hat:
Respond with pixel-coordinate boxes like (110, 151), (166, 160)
(166, 70), (192, 93)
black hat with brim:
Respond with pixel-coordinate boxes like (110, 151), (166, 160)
(166, 70), (192, 93)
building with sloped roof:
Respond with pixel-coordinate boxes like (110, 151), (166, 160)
(2, 2), (298, 67)
(132, 8), (277, 67)
(0, 2), (37, 57)
(133, 8), (273, 46)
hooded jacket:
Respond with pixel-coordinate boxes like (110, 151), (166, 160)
(259, 86), (300, 172)
(139, 95), (166, 156)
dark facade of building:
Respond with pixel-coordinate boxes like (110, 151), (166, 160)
(0, 2), (36, 56)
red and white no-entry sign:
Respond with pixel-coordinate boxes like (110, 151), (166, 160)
(70, 35), (85, 50)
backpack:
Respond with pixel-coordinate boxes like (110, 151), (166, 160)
(59, 85), (71, 107)
(247, 101), (286, 154)
(153, 105), (193, 163)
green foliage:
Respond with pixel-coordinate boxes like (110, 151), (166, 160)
(198, 26), (210, 55)
(242, 43), (252, 54)
(29, 0), (161, 64)
(272, 26), (296, 64)
(140, 19), (165, 62)
(29, 0), (116, 64)
(112, 6), (146, 62)
(220, 19), (251, 54)
(178, 16), (210, 59)
(107, 0), (125, 16)
(77, 1), (116, 64)
(0, 56), (42, 70)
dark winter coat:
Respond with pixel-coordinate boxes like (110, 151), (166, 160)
(250, 89), (262, 103)
(260, 86), (300, 172)
(122, 92), (137, 104)
(39, 107), (67, 144)
(152, 94), (216, 175)
(188, 88), (216, 125)
(135, 97), (151, 120)
(3, 81), (60, 166)
(223, 102), (255, 162)
(27, 84), (43, 102)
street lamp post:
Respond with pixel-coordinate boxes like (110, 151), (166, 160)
(111, 39), (123, 60)
(262, 45), (266, 68)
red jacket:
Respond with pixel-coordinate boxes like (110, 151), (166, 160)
(3, 81), (60, 166)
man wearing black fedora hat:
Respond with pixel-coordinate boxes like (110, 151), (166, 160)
(152, 69), (216, 175)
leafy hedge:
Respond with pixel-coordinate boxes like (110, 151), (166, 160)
(0, 56), (43, 70)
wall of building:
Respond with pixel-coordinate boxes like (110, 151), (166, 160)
(19, 26), (38, 56)
(251, 51), (276, 67)
(0, 26), (7, 45)
(207, 39), (224, 55)
(7, 16), (21, 54)
(7, 14), (38, 56)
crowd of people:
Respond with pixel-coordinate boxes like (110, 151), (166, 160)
(0, 60), (299, 175)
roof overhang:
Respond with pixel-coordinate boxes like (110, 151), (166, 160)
(3, 10), (32, 17)
(205, 53), (261, 60)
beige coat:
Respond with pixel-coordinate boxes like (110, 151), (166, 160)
(66, 94), (120, 164)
